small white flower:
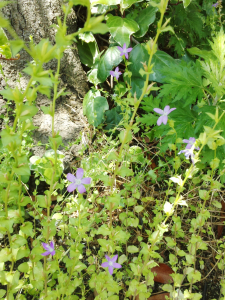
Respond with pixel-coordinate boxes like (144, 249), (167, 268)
(163, 201), (174, 216)
(170, 175), (183, 186)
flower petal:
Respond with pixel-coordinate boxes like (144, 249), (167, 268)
(67, 173), (76, 183)
(124, 53), (128, 59)
(110, 71), (114, 76)
(183, 139), (190, 143)
(77, 184), (86, 194)
(164, 105), (171, 113)
(157, 116), (163, 126)
(123, 43), (127, 50)
(111, 254), (118, 262)
(112, 263), (122, 269)
(50, 241), (54, 249)
(42, 243), (50, 251)
(115, 67), (119, 73)
(76, 168), (84, 179)
(126, 47), (132, 53)
(105, 255), (111, 261)
(101, 262), (109, 268)
(117, 46), (123, 52)
(67, 183), (77, 193)
(51, 250), (56, 256)
(153, 108), (164, 115)
(81, 177), (91, 185)
(41, 251), (51, 256)
(167, 107), (176, 114)
(162, 115), (168, 125)
(108, 265), (114, 275)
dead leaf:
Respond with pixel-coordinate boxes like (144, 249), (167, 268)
(151, 263), (174, 284)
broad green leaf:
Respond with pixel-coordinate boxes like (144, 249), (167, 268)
(104, 106), (123, 130)
(97, 46), (122, 82)
(71, 0), (90, 6)
(121, 0), (143, 10)
(85, 96), (109, 127)
(134, 6), (158, 38)
(183, 0), (192, 8)
(18, 262), (29, 273)
(128, 43), (149, 97)
(106, 14), (139, 47)
(10, 39), (24, 57)
(127, 245), (139, 253)
(149, 50), (175, 83)
(83, 89), (101, 116)
(91, 0), (120, 6)
(11, 234), (27, 249)
(77, 33), (99, 67)
(20, 222), (34, 237)
(0, 15), (9, 28)
(0, 27), (8, 45)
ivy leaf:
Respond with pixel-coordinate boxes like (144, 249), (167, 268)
(106, 14), (139, 47)
(104, 106), (123, 130)
(121, 0), (144, 10)
(84, 96), (109, 127)
(134, 6), (158, 38)
(183, 0), (193, 8)
(77, 33), (99, 68)
(97, 46), (122, 82)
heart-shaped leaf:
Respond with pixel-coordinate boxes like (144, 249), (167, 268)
(85, 95), (109, 127)
(107, 14), (139, 47)
(134, 6), (158, 38)
(97, 46), (123, 82)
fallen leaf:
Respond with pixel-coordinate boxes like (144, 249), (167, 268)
(151, 263), (174, 283)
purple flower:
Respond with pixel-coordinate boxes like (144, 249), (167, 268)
(67, 168), (91, 194)
(101, 254), (122, 275)
(41, 241), (55, 256)
(212, 2), (219, 7)
(183, 137), (199, 150)
(117, 43), (133, 59)
(153, 105), (176, 126)
(178, 148), (195, 164)
(110, 67), (122, 80)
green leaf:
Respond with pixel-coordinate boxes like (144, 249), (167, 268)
(183, 0), (193, 8)
(121, 0), (144, 10)
(37, 195), (48, 208)
(77, 33), (99, 68)
(91, 0), (120, 6)
(117, 166), (134, 177)
(84, 96), (109, 127)
(71, 0), (90, 6)
(149, 50), (175, 83)
(106, 14), (139, 47)
(133, 6), (158, 38)
(127, 245), (139, 253)
(11, 234), (27, 249)
(187, 47), (216, 61)
(20, 222), (34, 237)
(104, 106), (123, 130)
(10, 40), (24, 57)
(83, 89), (101, 116)
(18, 262), (29, 273)
(97, 46), (123, 82)
(19, 104), (38, 121)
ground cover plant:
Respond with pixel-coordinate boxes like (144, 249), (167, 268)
(1, 0), (225, 299)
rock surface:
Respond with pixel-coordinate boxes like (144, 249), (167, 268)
(0, 0), (89, 169)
